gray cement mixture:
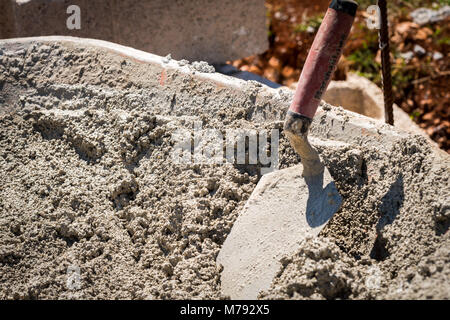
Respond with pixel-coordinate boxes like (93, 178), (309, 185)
(261, 138), (450, 299)
(0, 39), (449, 299)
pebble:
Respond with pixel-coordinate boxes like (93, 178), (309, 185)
(413, 44), (426, 57)
(432, 51), (443, 61)
(306, 26), (316, 34)
(162, 54), (172, 64)
(178, 59), (189, 66)
(191, 61), (215, 73)
(400, 51), (414, 61)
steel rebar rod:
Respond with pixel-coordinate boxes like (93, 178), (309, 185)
(378, 0), (394, 125)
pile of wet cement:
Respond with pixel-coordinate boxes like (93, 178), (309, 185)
(0, 41), (448, 299)
(261, 137), (449, 299)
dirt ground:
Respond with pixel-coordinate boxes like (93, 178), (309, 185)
(0, 40), (449, 299)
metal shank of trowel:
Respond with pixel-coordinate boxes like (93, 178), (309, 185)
(289, 0), (357, 119)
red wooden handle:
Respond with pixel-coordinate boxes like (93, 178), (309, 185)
(289, 0), (357, 119)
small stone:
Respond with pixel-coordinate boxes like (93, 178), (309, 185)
(281, 65), (295, 78)
(178, 59), (189, 66)
(162, 54), (172, 64)
(400, 51), (414, 61)
(413, 45), (426, 57)
(268, 56), (282, 70)
(306, 26), (316, 34)
(162, 262), (173, 276)
(414, 28), (430, 41)
(248, 65), (262, 75)
(206, 178), (217, 191)
(411, 8), (432, 25)
(191, 61), (215, 73)
(198, 187), (209, 197)
(432, 51), (443, 61)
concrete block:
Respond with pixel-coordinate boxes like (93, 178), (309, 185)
(112, 0), (268, 63)
(9, 0), (114, 40)
(323, 73), (431, 141)
(2, 0), (268, 63)
(0, 0), (16, 38)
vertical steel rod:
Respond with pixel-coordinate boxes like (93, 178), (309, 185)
(378, 0), (394, 125)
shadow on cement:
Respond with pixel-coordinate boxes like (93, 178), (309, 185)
(304, 169), (342, 228)
(370, 174), (404, 261)
(435, 217), (450, 236)
(214, 63), (282, 89)
(376, 174), (405, 231)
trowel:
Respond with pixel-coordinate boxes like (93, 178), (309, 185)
(217, 0), (358, 299)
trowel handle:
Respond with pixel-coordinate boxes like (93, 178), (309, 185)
(289, 0), (358, 119)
